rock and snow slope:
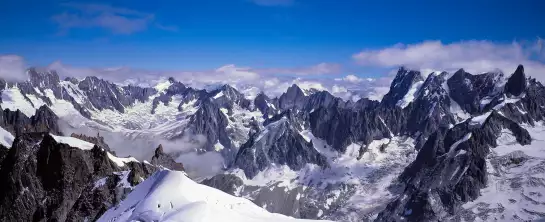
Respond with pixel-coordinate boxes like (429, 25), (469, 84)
(1, 64), (545, 221)
(99, 170), (329, 222)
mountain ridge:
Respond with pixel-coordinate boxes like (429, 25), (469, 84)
(1, 64), (544, 221)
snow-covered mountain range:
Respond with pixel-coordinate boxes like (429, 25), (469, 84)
(0, 64), (544, 221)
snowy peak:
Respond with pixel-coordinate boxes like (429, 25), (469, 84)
(381, 67), (424, 107)
(151, 144), (185, 171)
(98, 170), (322, 222)
(234, 116), (328, 178)
(211, 84), (251, 110)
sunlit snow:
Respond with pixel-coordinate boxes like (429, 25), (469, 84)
(99, 170), (328, 222)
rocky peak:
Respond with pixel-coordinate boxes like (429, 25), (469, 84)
(447, 69), (505, 114)
(1, 105), (61, 136)
(305, 90), (344, 111)
(78, 76), (157, 113)
(150, 144), (185, 171)
(381, 67), (424, 107)
(286, 84), (305, 97)
(278, 84), (307, 110)
(254, 91), (274, 115)
(30, 105), (62, 135)
(376, 109), (532, 221)
(122, 84), (157, 103)
(186, 99), (231, 152)
(64, 77), (79, 85)
(155, 144), (165, 155)
(310, 106), (394, 153)
(165, 79), (186, 95)
(28, 68), (61, 88)
(234, 116), (328, 178)
(70, 132), (111, 152)
(0, 132), (165, 221)
(505, 64), (527, 97)
(405, 71), (455, 149)
(210, 84), (251, 110)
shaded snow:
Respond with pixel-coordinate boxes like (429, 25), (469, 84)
(469, 112), (492, 127)
(0, 126), (14, 147)
(397, 80), (424, 108)
(461, 123), (545, 221)
(446, 133), (472, 158)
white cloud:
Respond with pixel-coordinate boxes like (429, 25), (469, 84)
(331, 85), (348, 94)
(0, 55), (28, 82)
(256, 62), (341, 76)
(334, 74), (374, 83)
(353, 40), (545, 82)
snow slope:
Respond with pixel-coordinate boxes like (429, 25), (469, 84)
(99, 170), (329, 222)
(0, 86), (41, 117)
(230, 131), (417, 220)
(0, 126), (14, 147)
(460, 123), (545, 221)
(50, 134), (95, 150)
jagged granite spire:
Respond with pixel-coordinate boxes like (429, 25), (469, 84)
(505, 64), (527, 96)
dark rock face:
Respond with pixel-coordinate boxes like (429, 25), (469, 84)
(505, 65), (527, 97)
(518, 78), (545, 122)
(0, 133), (165, 222)
(211, 84), (252, 110)
(70, 132), (111, 152)
(0, 105), (61, 136)
(30, 105), (61, 135)
(381, 67), (423, 107)
(0, 145), (7, 169)
(186, 99), (231, 152)
(278, 84), (308, 110)
(201, 174), (244, 194)
(234, 117), (328, 178)
(375, 111), (532, 222)
(447, 69), (505, 114)
(0, 108), (30, 136)
(78, 76), (143, 113)
(304, 91), (346, 111)
(254, 92), (277, 118)
(405, 72), (456, 149)
(309, 106), (392, 152)
(150, 144), (185, 171)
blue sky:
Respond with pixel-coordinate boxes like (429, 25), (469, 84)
(1, 0), (543, 73)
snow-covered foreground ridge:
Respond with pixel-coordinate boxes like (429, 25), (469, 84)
(99, 170), (330, 222)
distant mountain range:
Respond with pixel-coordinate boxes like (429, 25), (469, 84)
(0, 64), (544, 221)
